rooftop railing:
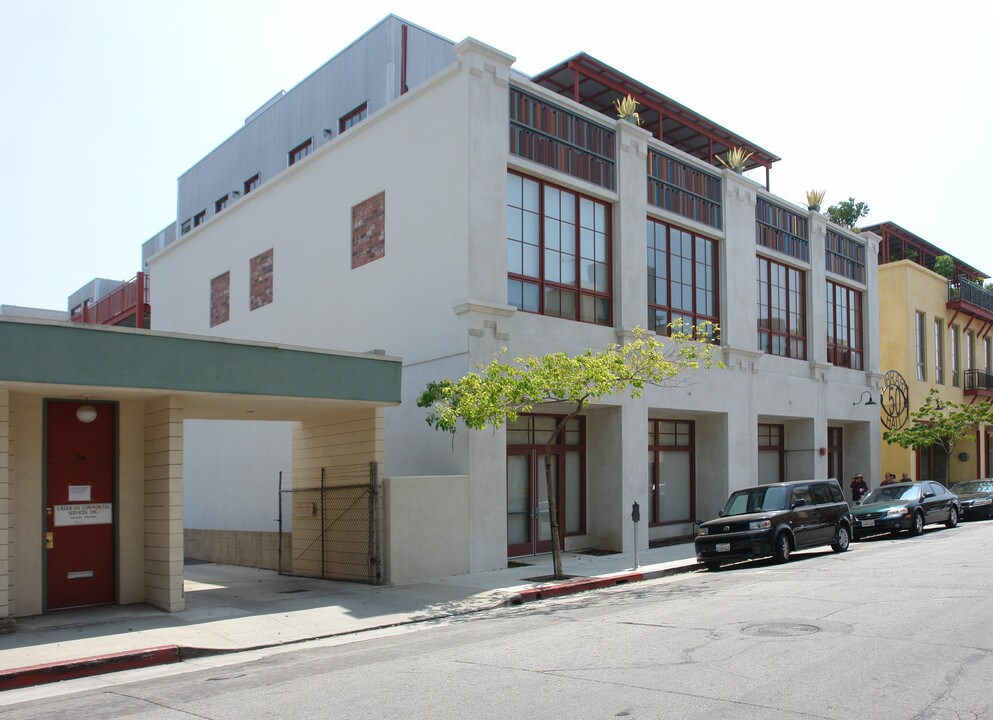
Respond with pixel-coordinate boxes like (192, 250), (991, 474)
(949, 279), (993, 315)
(646, 148), (722, 230)
(70, 273), (149, 327)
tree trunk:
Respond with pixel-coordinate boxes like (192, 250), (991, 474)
(544, 451), (564, 579)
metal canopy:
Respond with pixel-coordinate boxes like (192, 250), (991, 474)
(530, 53), (780, 185)
(866, 221), (989, 280)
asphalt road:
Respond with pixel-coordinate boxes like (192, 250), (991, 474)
(6, 520), (993, 719)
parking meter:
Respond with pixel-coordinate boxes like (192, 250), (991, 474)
(632, 501), (640, 569)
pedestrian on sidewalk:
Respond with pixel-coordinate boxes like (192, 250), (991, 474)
(850, 473), (868, 504)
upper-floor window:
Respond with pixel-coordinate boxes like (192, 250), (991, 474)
(757, 256), (806, 359)
(934, 319), (944, 384)
(506, 172), (611, 326)
(288, 138), (312, 166)
(825, 229), (866, 283)
(825, 280), (863, 370)
(647, 218), (718, 339)
(244, 174), (260, 195)
(215, 194), (229, 214)
(180, 219), (192, 236)
(915, 311), (927, 381)
(966, 330), (976, 370)
(339, 102), (368, 132)
(193, 210), (206, 228)
(756, 197), (808, 262)
(951, 325), (960, 387)
(986, 337), (992, 373)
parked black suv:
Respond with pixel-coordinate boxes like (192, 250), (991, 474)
(695, 480), (852, 571)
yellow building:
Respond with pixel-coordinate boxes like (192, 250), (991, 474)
(871, 222), (993, 485)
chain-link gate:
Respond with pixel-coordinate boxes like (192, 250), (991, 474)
(277, 462), (382, 584)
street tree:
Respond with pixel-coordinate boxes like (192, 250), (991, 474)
(418, 324), (724, 579)
(826, 197), (870, 231)
(883, 388), (993, 482)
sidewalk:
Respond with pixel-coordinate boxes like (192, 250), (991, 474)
(0, 543), (699, 692)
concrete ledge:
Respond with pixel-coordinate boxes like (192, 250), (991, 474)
(0, 645), (180, 691)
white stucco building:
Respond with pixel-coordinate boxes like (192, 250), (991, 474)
(147, 17), (882, 577)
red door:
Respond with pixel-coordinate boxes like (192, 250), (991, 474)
(45, 400), (116, 611)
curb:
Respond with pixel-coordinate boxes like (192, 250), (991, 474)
(0, 645), (180, 691)
(511, 560), (700, 604)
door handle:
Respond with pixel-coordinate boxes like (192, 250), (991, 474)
(46, 532), (54, 550)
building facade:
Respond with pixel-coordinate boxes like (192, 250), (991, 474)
(146, 21), (882, 575)
(872, 221), (993, 483)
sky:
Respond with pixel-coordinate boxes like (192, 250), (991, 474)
(2, 1), (992, 311)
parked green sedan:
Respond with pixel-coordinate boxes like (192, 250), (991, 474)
(852, 481), (960, 539)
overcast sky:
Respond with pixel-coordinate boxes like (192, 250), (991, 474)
(2, 0), (991, 311)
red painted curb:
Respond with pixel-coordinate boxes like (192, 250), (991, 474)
(0, 644), (181, 691)
(516, 572), (645, 603)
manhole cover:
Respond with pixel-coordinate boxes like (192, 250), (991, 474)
(741, 622), (820, 638)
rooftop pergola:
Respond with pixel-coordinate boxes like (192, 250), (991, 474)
(866, 221), (989, 281)
(530, 53), (780, 189)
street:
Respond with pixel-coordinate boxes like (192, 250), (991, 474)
(6, 520), (993, 719)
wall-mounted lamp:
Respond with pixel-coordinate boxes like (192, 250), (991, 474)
(853, 391), (877, 406)
(76, 398), (98, 423)
(323, 128), (333, 137)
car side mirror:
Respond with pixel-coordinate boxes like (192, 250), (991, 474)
(793, 498), (807, 508)
(923, 491), (935, 499)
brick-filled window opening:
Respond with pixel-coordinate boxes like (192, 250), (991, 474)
(288, 138), (312, 166)
(648, 419), (695, 526)
(351, 192), (386, 269)
(506, 173), (611, 325)
(757, 256), (806, 359)
(193, 210), (206, 228)
(934, 319), (945, 384)
(915, 311), (927, 381)
(951, 325), (961, 387)
(249, 249), (274, 311)
(647, 219), (718, 340)
(210, 271), (230, 327)
(825, 280), (863, 370)
(244, 173), (260, 195)
(339, 102), (368, 132)
(758, 423), (785, 484)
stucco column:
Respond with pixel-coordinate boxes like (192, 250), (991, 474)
(614, 120), (652, 331)
(721, 173), (759, 352)
(143, 395), (184, 612)
(808, 213), (829, 365)
(0, 389), (10, 627)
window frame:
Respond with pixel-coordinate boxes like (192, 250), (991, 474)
(951, 325), (961, 387)
(757, 255), (807, 360)
(288, 138), (313, 166)
(934, 318), (944, 384)
(758, 423), (785, 484)
(506, 172), (612, 326)
(215, 194), (229, 214)
(647, 217), (720, 340)
(193, 210), (206, 228)
(339, 102), (369, 132)
(915, 311), (927, 381)
(244, 173), (260, 195)
(825, 280), (863, 369)
(648, 419), (696, 527)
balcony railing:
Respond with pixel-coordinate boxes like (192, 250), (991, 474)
(647, 148), (722, 229)
(949, 279), (993, 316)
(756, 196), (808, 262)
(70, 273), (149, 328)
(964, 369), (993, 396)
(509, 86), (616, 191)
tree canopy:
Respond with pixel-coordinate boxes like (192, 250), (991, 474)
(826, 197), (870, 231)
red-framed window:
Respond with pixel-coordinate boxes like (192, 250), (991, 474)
(647, 218), (719, 340)
(758, 423), (784, 484)
(934, 319), (945, 384)
(951, 325), (960, 387)
(244, 173), (260, 195)
(193, 210), (206, 228)
(826, 280), (863, 369)
(506, 172), (611, 325)
(648, 419), (695, 526)
(915, 311), (927, 381)
(827, 427), (843, 482)
(288, 138), (312, 166)
(757, 256), (806, 359)
(339, 102), (368, 132)
(215, 194), (229, 214)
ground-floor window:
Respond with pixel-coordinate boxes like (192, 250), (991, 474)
(506, 414), (585, 556)
(758, 423), (784, 484)
(648, 419), (694, 525)
(827, 427), (843, 482)
(918, 442), (948, 482)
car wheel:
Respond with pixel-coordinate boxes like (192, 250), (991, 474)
(704, 561), (721, 572)
(831, 524), (850, 553)
(946, 506), (959, 528)
(911, 511), (925, 536)
(773, 533), (791, 563)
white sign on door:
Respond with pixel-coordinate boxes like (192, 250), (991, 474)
(54, 503), (113, 527)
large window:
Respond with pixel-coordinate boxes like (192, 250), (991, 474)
(966, 330), (976, 370)
(647, 219), (718, 339)
(758, 424), (784, 484)
(986, 337), (992, 373)
(826, 280), (863, 369)
(915, 311), (927, 381)
(757, 257), (806, 359)
(648, 420), (694, 525)
(919, 442), (948, 482)
(934, 319), (944, 384)
(951, 325), (960, 387)
(507, 173), (611, 325)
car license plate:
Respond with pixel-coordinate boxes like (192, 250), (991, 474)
(861, 519), (875, 527)
(716, 543), (731, 552)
